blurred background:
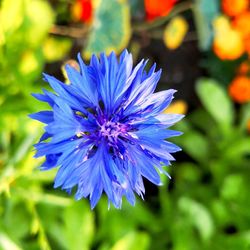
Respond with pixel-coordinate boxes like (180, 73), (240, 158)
(0, 0), (250, 249)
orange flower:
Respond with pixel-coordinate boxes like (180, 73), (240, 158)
(232, 11), (250, 39)
(237, 61), (250, 75)
(229, 76), (250, 103)
(145, 0), (177, 21)
(71, 0), (92, 23)
(222, 0), (248, 17)
(245, 36), (250, 56)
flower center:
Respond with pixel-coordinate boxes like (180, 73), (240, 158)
(99, 121), (126, 140)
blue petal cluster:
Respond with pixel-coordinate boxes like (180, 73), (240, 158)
(30, 50), (183, 209)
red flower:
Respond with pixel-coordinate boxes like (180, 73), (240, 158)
(144, 0), (177, 21)
(72, 0), (92, 23)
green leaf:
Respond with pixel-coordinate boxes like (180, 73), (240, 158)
(96, 198), (161, 245)
(192, 0), (219, 51)
(196, 78), (234, 126)
(188, 108), (215, 133)
(211, 199), (231, 226)
(83, 0), (131, 58)
(111, 231), (150, 250)
(2, 202), (30, 240)
(224, 138), (250, 161)
(63, 202), (95, 250)
(215, 231), (250, 250)
(174, 128), (209, 163)
(221, 174), (246, 201)
(183, 132), (209, 162)
(239, 103), (250, 131)
(176, 162), (201, 183)
(178, 197), (214, 242)
(171, 218), (199, 250)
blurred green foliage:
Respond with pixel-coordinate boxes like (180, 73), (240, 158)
(83, 0), (131, 59)
(1, 0), (250, 250)
(172, 79), (250, 250)
(192, 0), (219, 51)
(0, 0), (53, 112)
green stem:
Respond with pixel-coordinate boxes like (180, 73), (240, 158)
(239, 103), (250, 132)
(133, 1), (193, 32)
(27, 202), (52, 250)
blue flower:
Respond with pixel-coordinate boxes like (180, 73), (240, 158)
(30, 50), (183, 209)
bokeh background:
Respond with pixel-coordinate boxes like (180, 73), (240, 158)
(1, 0), (250, 249)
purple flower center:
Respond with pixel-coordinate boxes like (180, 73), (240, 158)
(99, 120), (127, 142)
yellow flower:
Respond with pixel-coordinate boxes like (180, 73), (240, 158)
(163, 16), (188, 50)
(163, 100), (188, 115)
(213, 15), (231, 33)
(213, 15), (244, 60)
